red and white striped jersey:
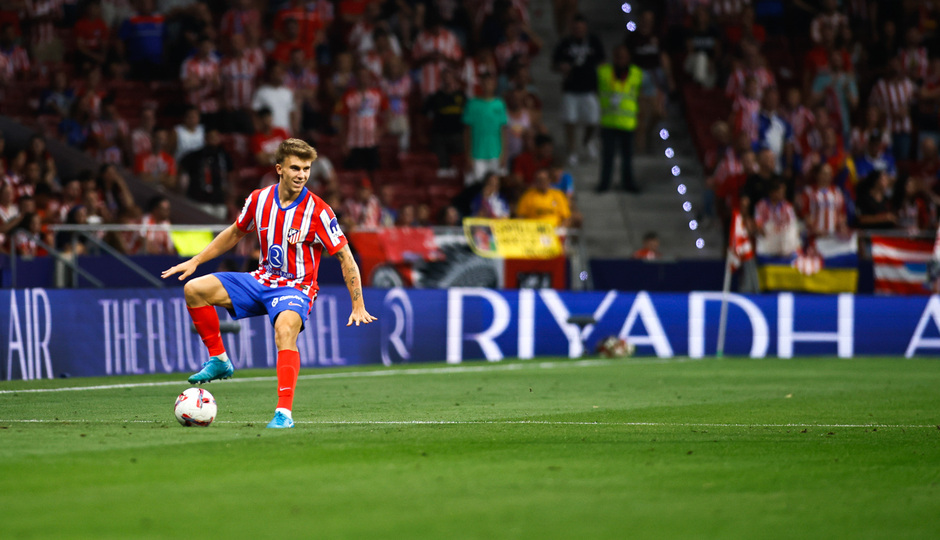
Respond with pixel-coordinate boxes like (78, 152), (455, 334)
(221, 54), (260, 109)
(412, 28), (463, 97)
(236, 184), (348, 297)
(181, 55), (221, 113)
(344, 195), (382, 228)
(244, 47), (265, 73)
(899, 46), (929, 80)
(869, 77), (916, 134)
(849, 126), (891, 156)
(0, 53), (12, 83)
(131, 128), (153, 158)
(799, 185), (846, 236)
(380, 75), (412, 117)
(785, 105), (815, 143)
(220, 7), (261, 38)
(340, 87), (388, 149)
(283, 67), (318, 94)
(0, 45), (30, 74)
(25, 0), (62, 48)
(755, 199), (797, 235)
(141, 213), (175, 255)
(732, 95), (760, 141)
(725, 67), (775, 99)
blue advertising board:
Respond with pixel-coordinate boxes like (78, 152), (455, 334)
(2, 287), (939, 380)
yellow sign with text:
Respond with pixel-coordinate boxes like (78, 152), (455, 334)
(463, 218), (563, 259)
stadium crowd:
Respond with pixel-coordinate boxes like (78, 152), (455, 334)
(668, 0), (940, 259)
(0, 0), (590, 259)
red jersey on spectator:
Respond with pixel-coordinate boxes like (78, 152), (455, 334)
(134, 150), (176, 177)
(0, 43), (30, 75)
(870, 77), (917, 134)
(512, 151), (552, 185)
(181, 55), (221, 113)
(274, 2), (328, 46)
(221, 54), (261, 109)
(899, 46), (929, 80)
(141, 212), (175, 255)
(339, 87), (388, 149)
(74, 15), (110, 54)
(725, 67), (775, 99)
(798, 185), (846, 236)
(251, 127), (291, 157)
(236, 184), (347, 296)
(412, 28), (463, 97)
(220, 6), (261, 40)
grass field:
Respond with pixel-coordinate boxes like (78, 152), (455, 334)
(1, 356), (939, 539)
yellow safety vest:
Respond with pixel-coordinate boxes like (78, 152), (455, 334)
(597, 64), (642, 131)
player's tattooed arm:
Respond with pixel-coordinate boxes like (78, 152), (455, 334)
(336, 245), (375, 326)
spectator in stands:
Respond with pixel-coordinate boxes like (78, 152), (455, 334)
(741, 147), (781, 218)
(363, 28), (402, 79)
(512, 133), (554, 187)
(24, 135), (57, 187)
(0, 181), (23, 249)
(870, 58), (917, 162)
(252, 63), (297, 135)
(494, 14), (542, 76)
(327, 50), (356, 105)
(504, 86), (533, 165)
(896, 175), (936, 233)
(0, 23), (30, 78)
(117, 0), (166, 80)
(730, 75), (762, 143)
(849, 104), (889, 156)
(381, 55), (413, 153)
(97, 163), (134, 218)
(424, 68), (467, 174)
(89, 97), (130, 166)
(755, 87), (794, 173)
(684, 5), (721, 89)
(396, 203), (416, 227)
(74, 0), (110, 72)
(412, 10), (464, 99)
(130, 105), (157, 161)
(271, 16), (308, 66)
(462, 45), (498, 98)
(74, 65), (106, 119)
(855, 171), (897, 230)
(463, 72), (508, 185)
(283, 47), (322, 134)
(140, 195), (176, 255)
(899, 27), (929, 83)
(39, 71), (74, 118)
(633, 232), (660, 260)
(440, 205), (462, 226)
(170, 106), (206, 165)
(810, 50), (858, 142)
(515, 168), (571, 228)
(597, 45), (651, 194)
(59, 99), (93, 150)
(797, 163), (848, 238)
(913, 138), (940, 193)
(180, 35), (222, 129)
(415, 203), (432, 227)
(219, 33), (261, 134)
(344, 176), (382, 229)
(135, 128), (177, 191)
(810, 0), (849, 45)
(853, 131), (898, 183)
(10, 212), (47, 258)
(220, 0), (262, 49)
(180, 128), (232, 220)
(471, 172), (510, 218)
(724, 5), (766, 48)
(339, 65), (388, 173)
(251, 108), (290, 167)
(726, 38), (775, 100)
(377, 184), (397, 227)
(552, 13), (604, 167)
(754, 180), (800, 257)
(306, 154), (337, 192)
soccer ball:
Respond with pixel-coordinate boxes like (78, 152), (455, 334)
(596, 336), (635, 358)
(174, 387), (218, 427)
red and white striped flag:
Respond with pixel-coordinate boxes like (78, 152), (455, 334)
(871, 236), (933, 295)
(728, 210), (754, 270)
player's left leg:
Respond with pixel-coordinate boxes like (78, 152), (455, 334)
(267, 310), (304, 429)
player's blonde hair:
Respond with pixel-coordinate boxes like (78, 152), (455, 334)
(275, 138), (318, 164)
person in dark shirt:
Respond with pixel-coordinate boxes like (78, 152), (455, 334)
(180, 128), (232, 220)
(856, 170), (897, 229)
(423, 68), (467, 172)
(552, 13), (605, 166)
(740, 147), (782, 218)
(117, 0), (166, 81)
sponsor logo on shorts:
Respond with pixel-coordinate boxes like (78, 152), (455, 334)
(271, 295), (305, 308)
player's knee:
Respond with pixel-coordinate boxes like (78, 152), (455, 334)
(183, 278), (207, 305)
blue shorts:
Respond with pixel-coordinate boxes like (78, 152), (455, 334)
(214, 272), (313, 329)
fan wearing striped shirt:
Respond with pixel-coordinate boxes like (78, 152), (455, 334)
(162, 138), (376, 429)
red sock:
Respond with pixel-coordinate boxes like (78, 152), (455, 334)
(188, 305), (226, 357)
(276, 350), (301, 411)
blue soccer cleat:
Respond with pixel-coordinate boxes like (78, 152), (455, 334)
(266, 411), (295, 429)
(187, 356), (234, 385)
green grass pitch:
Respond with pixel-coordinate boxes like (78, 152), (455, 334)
(1, 356), (939, 539)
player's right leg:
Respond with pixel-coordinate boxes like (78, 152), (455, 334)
(184, 275), (236, 384)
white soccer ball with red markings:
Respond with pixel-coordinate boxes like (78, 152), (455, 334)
(174, 387), (218, 427)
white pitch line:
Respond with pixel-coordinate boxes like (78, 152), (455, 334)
(0, 419), (935, 429)
(0, 358), (682, 395)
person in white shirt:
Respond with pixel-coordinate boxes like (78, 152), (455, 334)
(252, 63), (297, 134)
(171, 106), (206, 163)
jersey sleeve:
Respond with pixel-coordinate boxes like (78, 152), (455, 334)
(235, 190), (259, 233)
(313, 200), (348, 255)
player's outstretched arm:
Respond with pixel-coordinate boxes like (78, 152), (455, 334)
(335, 245), (377, 327)
(161, 223), (248, 281)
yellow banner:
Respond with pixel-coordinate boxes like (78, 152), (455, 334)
(170, 230), (215, 257)
(463, 218), (563, 259)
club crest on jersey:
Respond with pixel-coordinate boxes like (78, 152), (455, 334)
(287, 227), (301, 244)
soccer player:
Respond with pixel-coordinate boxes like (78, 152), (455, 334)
(161, 138), (376, 429)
